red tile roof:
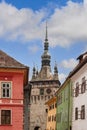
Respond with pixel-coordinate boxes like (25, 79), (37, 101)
(0, 50), (28, 69)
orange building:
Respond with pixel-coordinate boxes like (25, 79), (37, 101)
(0, 50), (29, 130)
(45, 96), (57, 130)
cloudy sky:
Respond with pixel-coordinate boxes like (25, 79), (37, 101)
(0, 0), (87, 83)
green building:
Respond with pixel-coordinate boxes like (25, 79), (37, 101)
(56, 78), (72, 130)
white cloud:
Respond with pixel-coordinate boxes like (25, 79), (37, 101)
(48, 1), (87, 47)
(0, 1), (87, 48)
(61, 58), (78, 69)
(59, 73), (67, 83)
(84, 0), (87, 5)
(28, 44), (40, 53)
(0, 1), (47, 41)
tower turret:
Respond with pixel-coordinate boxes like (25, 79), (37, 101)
(53, 61), (59, 80)
(32, 66), (36, 80)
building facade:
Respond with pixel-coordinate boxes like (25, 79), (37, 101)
(56, 78), (72, 130)
(30, 25), (61, 130)
(70, 52), (87, 130)
(45, 96), (57, 130)
(0, 50), (29, 130)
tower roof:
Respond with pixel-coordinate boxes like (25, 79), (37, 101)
(41, 22), (51, 67)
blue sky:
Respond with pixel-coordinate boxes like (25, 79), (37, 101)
(0, 0), (87, 82)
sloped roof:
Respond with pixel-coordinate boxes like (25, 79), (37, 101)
(69, 53), (87, 78)
(77, 52), (87, 60)
(0, 50), (28, 69)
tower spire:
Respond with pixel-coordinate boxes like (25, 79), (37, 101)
(41, 21), (51, 67)
(45, 21), (48, 41)
(44, 21), (49, 52)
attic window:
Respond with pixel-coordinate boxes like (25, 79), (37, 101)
(0, 56), (5, 65)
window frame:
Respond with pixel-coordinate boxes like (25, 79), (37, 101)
(75, 82), (79, 97)
(81, 105), (85, 119)
(0, 109), (12, 125)
(40, 88), (44, 95)
(81, 77), (86, 94)
(1, 82), (12, 98)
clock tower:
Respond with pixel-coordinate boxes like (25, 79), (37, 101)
(30, 23), (61, 130)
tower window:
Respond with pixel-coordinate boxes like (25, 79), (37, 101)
(40, 88), (44, 95)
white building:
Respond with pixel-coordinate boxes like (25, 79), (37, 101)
(70, 52), (87, 130)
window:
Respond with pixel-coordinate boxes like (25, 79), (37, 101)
(41, 95), (43, 100)
(81, 105), (85, 119)
(54, 114), (56, 121)
(40, 88), (44, 95)
(48, 116), (51, 122)
(45, 109), (48, 113)
(52, 115), (54, 121)
(81, 77), (86, 93)
(1, 82), (11, 98)
(75, 107), (78, 120)
(34, 96), (36, 103)
(38, 95), (40, 100)
(52, 104), (54, 109)
(75, 82), (79, 97)
(1, 110), (11, 125)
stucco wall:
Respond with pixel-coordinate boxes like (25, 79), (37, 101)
(71, 63), (87, 130)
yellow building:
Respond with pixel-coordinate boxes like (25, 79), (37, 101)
(45, 96), (57, 130)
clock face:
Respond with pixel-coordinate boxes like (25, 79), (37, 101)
(46, 88), (52, 94)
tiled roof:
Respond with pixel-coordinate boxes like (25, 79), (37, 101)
(0, 50), (28, 68)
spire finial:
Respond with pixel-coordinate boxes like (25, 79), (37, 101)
(45, 21), (48, 41)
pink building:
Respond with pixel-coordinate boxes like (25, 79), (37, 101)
(0, 50), (29, 130)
